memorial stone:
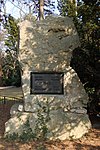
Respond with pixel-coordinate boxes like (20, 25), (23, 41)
(5, 16), (91, 140)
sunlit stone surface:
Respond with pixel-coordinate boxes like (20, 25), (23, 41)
(5, 16), (91, 140)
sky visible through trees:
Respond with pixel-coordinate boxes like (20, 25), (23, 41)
(3, 0), (59, 19)
(0, 0), (99, 114)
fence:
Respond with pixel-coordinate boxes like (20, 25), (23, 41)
(0, 96), (23, 104)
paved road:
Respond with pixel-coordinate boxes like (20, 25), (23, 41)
(0, 86), (23, 99)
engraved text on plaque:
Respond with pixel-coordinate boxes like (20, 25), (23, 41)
(30, 72), (64, 94)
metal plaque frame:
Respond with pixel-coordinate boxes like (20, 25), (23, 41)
(30, 72), (64, 94)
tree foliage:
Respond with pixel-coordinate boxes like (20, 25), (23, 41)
(0, 0), (100, 113)
(57, 0), (100, 113)
(2, 15), (21, 86)
(0, 0), (55, 22)
(57, 0), (77, 17)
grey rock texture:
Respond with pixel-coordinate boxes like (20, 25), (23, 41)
(5, 16), (91, 140)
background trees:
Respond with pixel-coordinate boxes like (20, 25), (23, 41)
(1, 15), (21, 86)
(0, 36), (3, 86)
(0, 29), (6, 86)
(57, 0), (77, 17)
(0, 0), (56, 86)
(0, 0), (55, 21)
(59, 0), (100, 113)
(0, 0), (99, 113)
(0, 51), (3, 86)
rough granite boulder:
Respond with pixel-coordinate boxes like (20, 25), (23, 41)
(5, 16), (91, 140)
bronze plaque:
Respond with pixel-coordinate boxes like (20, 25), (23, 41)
(30, 72), (64, 94)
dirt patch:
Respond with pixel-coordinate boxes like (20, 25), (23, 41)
(0, 101), (15, 136)
(0, 129), (100, 150)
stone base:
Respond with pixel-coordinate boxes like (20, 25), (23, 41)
(5, 112), (30, 137)
(29, 109), (91, 140)
(5, 108), (91, 140)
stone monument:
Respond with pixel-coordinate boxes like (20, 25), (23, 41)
(5, 16), (91, 140)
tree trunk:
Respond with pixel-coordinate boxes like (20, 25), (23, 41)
(39, 0), (44, 20)
(69, 0), (77, 16)
(0, 52), (3, 86)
